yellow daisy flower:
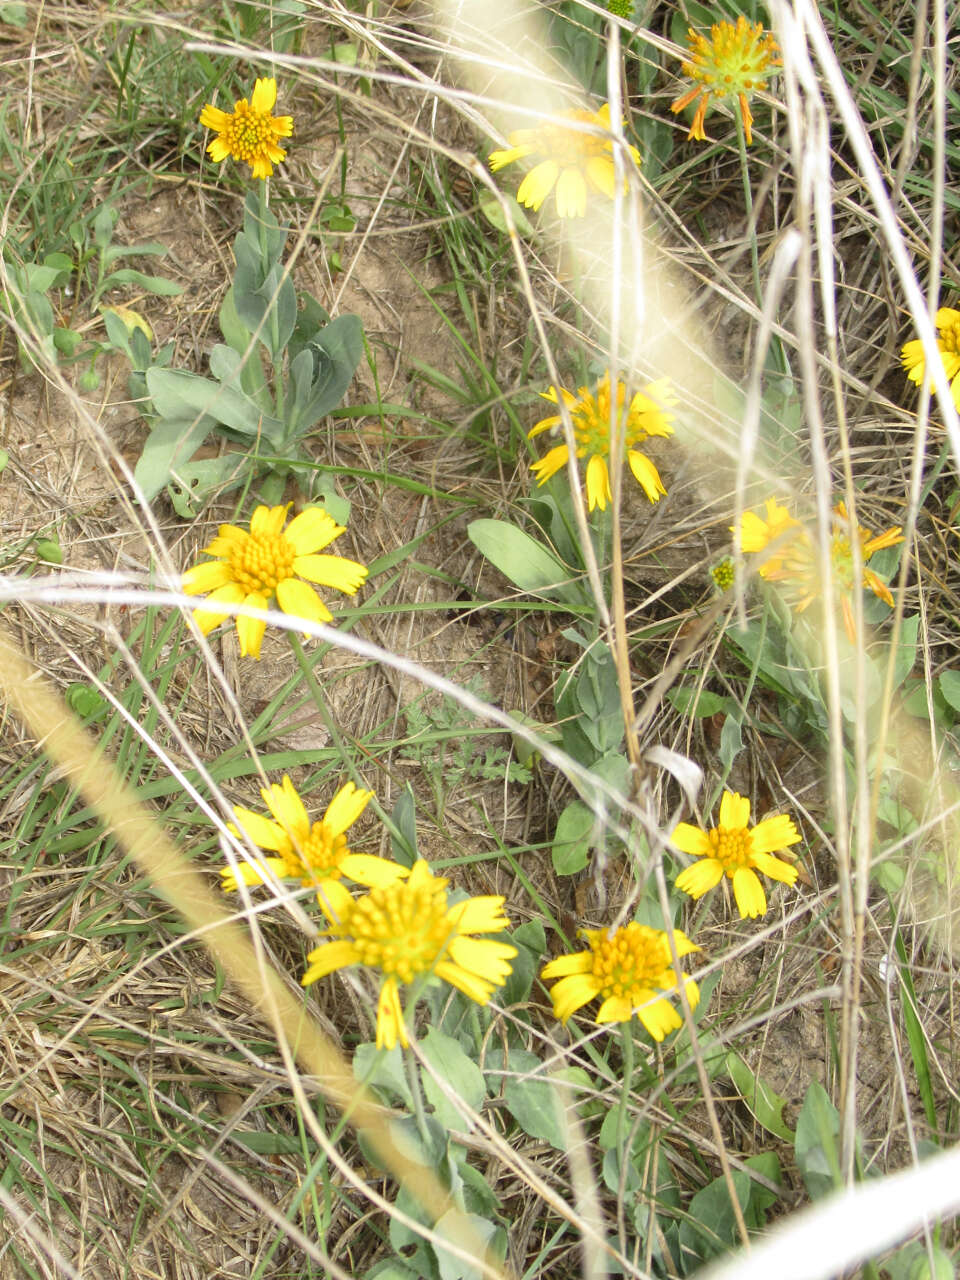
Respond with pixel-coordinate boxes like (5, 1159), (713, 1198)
(488, 103), (640, 219)
(182, 503), (368, 659)
(222, 776), (407, 902)
(301, 861), (518, 1051)
(198, 76), (293, 180)
(541, 922), (700, 1041)
(672, 790), (800, 919)
(529, 372), (675, 511)
(901, 307), (960, 411)
(734, 498), (904, 642)
(670, 16), (780, 145)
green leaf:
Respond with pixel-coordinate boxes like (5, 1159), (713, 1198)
(575, 647), (623, 754)
(503, 1056), (572, 1150)
(883, 1240), (956, 1280)
(794, 1080), (842, 1201)
(938, 669), (960, 713)
(53, 327), (83, 357)
(467, 519), (578, 602)
(100, 267), (183, 296)
(420, 1029), (485, 1129)
(132, 415), (214, 504)
(667, 687), (731, 718)
(389, 786), (417, 866)
(219, 284), (252, 352)
(66, 683), (109, 722)
(551, 800), (595, 875)
(165, 454), (249, 517)
(293, 314), (365, 431)
(145, 368), (281, 442)
(678, 1169), (752, 1270)
(92, 205), (118, 250)
(479, 193), (534, 238)
(0, 4), (28, 27)
(891, 614), (920, 690)
(353, 1043), (413, 1109)
(725, 1052), (795, 1141)
(719, 713), (743, 770)
(35, 538), (62, 565)
(435, 1212), (502, 1280)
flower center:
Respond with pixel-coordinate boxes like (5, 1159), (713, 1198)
(289, 822), (349, 884)
(712, 558), (735, 591)
(570, 376), (655, 458)
(540, 110), (609, 166)
(227, 531), (296, 597)
(940, 320), (960, 355)
(336, 875), (452, 984)
(226, 104), (272, 161)
(589, 923), (669, 999)
(707, 825), (752, 872)
(687, 18), (778, 96)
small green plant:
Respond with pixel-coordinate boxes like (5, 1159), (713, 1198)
(131, 190), (363, 515)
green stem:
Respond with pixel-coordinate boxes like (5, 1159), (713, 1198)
(617, 1021), (635, 1166)
(404, 1043), (433, 1145)
(256, 180), (285, 419)
(735, 114), (762, 312)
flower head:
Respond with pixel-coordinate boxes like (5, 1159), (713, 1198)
(734, 498), (904, 642)
(182, 504), (368, 659)
(199, 77), (293, 179)
(488, 103), (640, 219)
(541, 923), (700, 1040)
(529, 372), (675, 511)
(222, 776), (406, 903)
(672, 790), (800, 919)
(711, 557), (735, 591)
(670, 17), (780, 145)
(301, 861), (518, 1050)
(901, 307), (960, 411)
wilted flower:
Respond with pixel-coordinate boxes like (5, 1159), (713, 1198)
(671, 17), (780, 145)
(541, 922), (700, 1040)
(529, 372), (675, 511)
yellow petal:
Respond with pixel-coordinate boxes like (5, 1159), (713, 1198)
(182, 560), (232, 595)
(596, 994), (635, 1024)
(671, 929), (701, 958)
(517, 160), (559, 211)
(250, 77), (278, 113)
(547, 972), (601, 1024)
(322, 781), (373, 837)
(285, 508), (344, 555)
(554, 167), (587, 218)
(446, 894), (511, 934)
(446, 936), (517, 985)
(488, 144), (535, 171)
(434, 961), (496, 1005)
(751, 850), (799, 886)
(250, 504), (289, 538)
(635, 994), (682, 1041)
(236, 596), (268, 659)
(293, 554), (368, 594)
(719, 790), (750, 829)
(670, 822), (711, 857)
(316, 878), (353, 922)
(675, 858), (724, 900)
(585, 454), (610, 510)
(732, 867), (766, 918)
(191, 582), (244, 635)
(276, 576), (329, 625)
(540, 950), (593, 981)
(627, 450), (666, 503)
(749, 813), (801, 854)
(301, 939), (361, 986)
(229, 806), (291, 854)
(376, 978), (407, 1049)
(220, 856), (287, 892)
(585, 155), (618, 199)
(264, 776), (311, 842)
(199, 104), (230, 131)
(531, 443), (570, 486)
(339, 852), (408, 888)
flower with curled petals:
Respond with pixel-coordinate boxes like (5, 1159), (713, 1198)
(529, 372), (675, 511)
(199, 76), (293, 179)
(901, 307), (960, 411)
(541, 923), (700, 1040)
(301, 860), (517, 1051)
(488, 103), (640, 219)
(182, 504), (368, 659)
(671, 17), (780, 145)
(222, 776), (406, 903)
(672, 790), (800, 919)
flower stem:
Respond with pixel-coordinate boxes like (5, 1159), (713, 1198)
(617, 1020), (635, 1165)
(256, 180), (285, 418)
(404, 1043), (433, 1146)
(735, 114), (762, 311)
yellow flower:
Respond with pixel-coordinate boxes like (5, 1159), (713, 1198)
(529, 372), (675, 511)
(901, 307), (960, 411)
(222, 776), (407, 902)
(182, 503), (368, 659)
(301, 861), (518, 1050)
(541, 923), (700, 1040)
(670, 17), (780, 145)
(199, 76), (293, 179)
(734, 498), (904, 642)
(672, 790), (800, 919)
(488, 103), (640, 219)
